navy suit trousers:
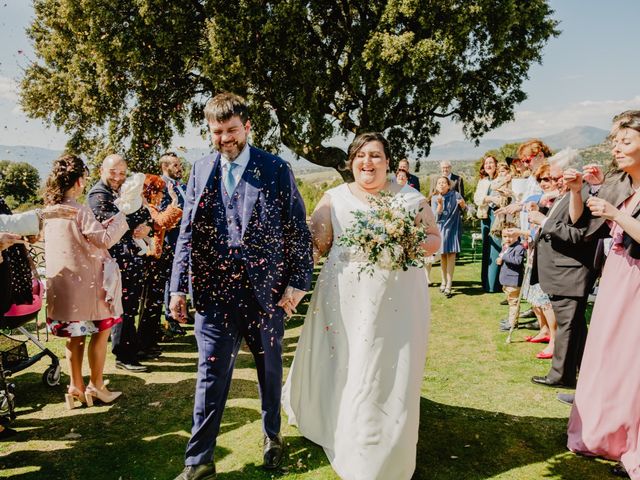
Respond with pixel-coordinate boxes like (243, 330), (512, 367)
(184, 262), (285, 466)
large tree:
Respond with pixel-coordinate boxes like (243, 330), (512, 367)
(0, 160), (41, 205)
(21, 0), (558, 178)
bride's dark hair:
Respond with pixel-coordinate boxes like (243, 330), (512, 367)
(44, 154), (88, 205)
(347, 133), (392, 169)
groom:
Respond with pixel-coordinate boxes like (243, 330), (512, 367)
(170, 92), (313, 480)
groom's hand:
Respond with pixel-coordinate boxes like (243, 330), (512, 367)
(169, 294), (188, 323)
(277, 286), (306, 317)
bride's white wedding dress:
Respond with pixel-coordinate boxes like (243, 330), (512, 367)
(282, 183), (431, 480)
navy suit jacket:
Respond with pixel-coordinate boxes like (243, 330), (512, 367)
(87, 180), (151, 263)
(498, 241), (526, 287)
(169, 146), (313, 314)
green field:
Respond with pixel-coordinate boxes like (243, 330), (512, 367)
(0, 235), (611, 479)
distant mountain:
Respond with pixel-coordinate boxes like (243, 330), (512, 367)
(0, 145), (58, 180)
(428, 126), (609, 161)
(0, 125), (610, 179)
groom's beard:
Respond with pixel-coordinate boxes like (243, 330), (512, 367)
(217, 138), (247, 162)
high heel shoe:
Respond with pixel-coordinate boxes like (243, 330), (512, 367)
(64, 387), (90, 410)
(85, 384), (122, 404)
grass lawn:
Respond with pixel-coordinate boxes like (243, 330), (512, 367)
(0, 233), (612, 479)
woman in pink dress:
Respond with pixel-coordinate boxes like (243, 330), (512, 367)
(566, 110), (640, 479)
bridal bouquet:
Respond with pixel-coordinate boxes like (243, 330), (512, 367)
(338, 192), (429, 276)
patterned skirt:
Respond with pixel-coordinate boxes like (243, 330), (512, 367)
(46, 317), (122, 338)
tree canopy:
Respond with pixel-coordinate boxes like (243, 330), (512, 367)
(21, 0), (558, 178)
(0, 160), (41, 206)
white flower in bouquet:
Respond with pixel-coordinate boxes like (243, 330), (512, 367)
(338, 191), (429, 276)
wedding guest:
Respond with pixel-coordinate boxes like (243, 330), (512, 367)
(520, 163), (558, 359)
(283, 132), (440, 480)
(169, 93), (313, 479)
(397, 158), (420, 190)
(395, 169), (409, 186)
(528, 155), (598, 388)
(489, 161), (515, 236)
(567, 110), (640, 479)
(88, 154), (152, 372)
(43, 154), (131, 408)
(137, 174), (182, 358)
(496, 226), (526, 328)
(158, 152), (189, 338)
(431, 176), (465, 297)
(473, 155), (502, 292)
(430, 160), (465, 198)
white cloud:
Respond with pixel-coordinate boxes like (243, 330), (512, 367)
(0, 76), (19, 102)
(434, 95), (640, 144)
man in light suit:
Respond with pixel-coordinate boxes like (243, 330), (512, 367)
(429, 160), (465, 198)
(170, 93), (313, 480)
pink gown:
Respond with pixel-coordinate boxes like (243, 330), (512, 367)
(567, 197), (640, 479)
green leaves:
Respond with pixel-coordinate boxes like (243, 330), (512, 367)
(21, 0), (558, 177)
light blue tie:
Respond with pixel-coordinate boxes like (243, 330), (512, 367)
(224, 162), (238, 195)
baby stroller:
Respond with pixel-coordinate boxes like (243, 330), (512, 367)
(0, 278), (61, 421)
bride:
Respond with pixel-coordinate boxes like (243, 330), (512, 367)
(282, 132), (441, 479)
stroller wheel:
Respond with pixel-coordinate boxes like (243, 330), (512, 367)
(42, 365), (61, 387)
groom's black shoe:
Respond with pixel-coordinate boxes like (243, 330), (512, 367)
(263, 434), (284, 470)
(173, 464), (216, 480)
(531, 376), (575, 389)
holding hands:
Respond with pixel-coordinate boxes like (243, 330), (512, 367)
(277, 286), (307, 317)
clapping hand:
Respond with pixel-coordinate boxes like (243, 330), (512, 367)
(436, 195), (444, 205)
(277, 286), (306, 317)
(167, 186), (179, 205)
(582, 164), (604, 185)
(586, 197), (618, 220)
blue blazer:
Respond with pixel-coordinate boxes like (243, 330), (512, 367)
(169, 146), (313, 314)
(499, 241), (526, 287)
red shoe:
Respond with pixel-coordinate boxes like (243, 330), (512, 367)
(536, 351), (553, 359)
(528, 335), (551, 344)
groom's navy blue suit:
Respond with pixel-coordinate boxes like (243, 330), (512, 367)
(170, 145), (313, 466)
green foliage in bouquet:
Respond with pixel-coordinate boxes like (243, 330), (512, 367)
(338, 191), (429, 276)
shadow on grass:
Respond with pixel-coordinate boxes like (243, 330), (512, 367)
(414, 398), (612, 479)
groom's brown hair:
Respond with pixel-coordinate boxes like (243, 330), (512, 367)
(204, 92), (249, 124)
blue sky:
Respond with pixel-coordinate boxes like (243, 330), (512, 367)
(1, 0), (639, 149)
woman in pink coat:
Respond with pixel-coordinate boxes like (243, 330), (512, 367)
(43, 154), (130, 409)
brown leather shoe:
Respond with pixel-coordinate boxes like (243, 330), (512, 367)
(173, 464), (216, 480)
(263, 434), (284, 470)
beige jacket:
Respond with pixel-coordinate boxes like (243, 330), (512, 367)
(44, 201), (128, 322)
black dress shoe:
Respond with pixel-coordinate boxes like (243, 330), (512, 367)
(500, 298), (509, 305)
(0, 425), (17, 440)
(263, 434), (284, 470)
(173, 464), (216, 480)
(611, 462), (630, 478)
(556, 393), (574, 406)
(531, 376), (575, 389)
(115, 360), (148, 372)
